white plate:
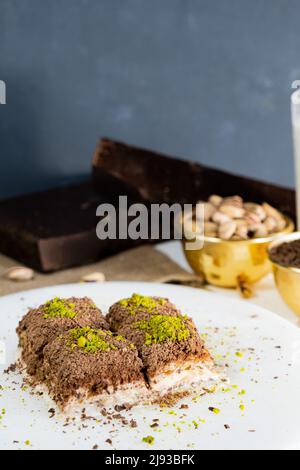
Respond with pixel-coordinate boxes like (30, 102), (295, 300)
(0, 282), (300, 450)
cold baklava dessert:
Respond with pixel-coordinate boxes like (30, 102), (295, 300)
(17, 297), (109, 378)
(42, 327), (148, 409)
(17, 294), (225, 411)
(108, 294), (222, 399)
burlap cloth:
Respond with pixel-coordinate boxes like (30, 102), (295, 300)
(0, 245), (205, 297)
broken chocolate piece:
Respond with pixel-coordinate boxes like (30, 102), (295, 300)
(107, 293), (181, 331)
(92, 138), (296, 219)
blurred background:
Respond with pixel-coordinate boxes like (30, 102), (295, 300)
(0, 0), (299, 199)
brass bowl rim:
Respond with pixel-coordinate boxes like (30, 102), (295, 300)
(182, 215), (294, 246)
(268, 230), (300, 274)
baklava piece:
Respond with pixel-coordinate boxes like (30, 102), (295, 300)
(107, 295), (224, 399)
(42, 327), (148, 409)
(107, 293), (181, 331)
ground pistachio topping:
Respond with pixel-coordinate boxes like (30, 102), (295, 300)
(119, 293), (166, 315)
(42, 297), (77, 319)
(134, 314), (191, 345)
(67, 326), (127, 353)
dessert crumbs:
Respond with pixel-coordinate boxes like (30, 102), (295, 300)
(48, 408), (55, 418)
(150, 422), (159, 428)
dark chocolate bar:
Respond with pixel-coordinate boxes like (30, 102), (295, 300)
(0, 181), (141, 272)
(93, 138), (296, 220)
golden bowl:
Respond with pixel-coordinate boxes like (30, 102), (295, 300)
(268, 232), (300, 315)
(182, 216), (294, 288)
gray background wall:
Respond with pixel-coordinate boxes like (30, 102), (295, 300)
(0, 0), (299, 199)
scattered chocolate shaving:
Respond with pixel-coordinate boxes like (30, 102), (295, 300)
(48, 408), (55, 418)
(224, 424), (230, 429)
(92, 444), (98, 450)
(106, 439), (112, 445)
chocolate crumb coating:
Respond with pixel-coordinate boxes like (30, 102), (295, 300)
(107, 293), (182, 331)
(42, 327), (145, 407)
(17, 297), (108, 376)
(117, 313), (210, 377)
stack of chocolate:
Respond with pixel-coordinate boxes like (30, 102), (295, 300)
(0, 138), (295, 272)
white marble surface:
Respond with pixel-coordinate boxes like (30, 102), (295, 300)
(157, 241), (299, 327)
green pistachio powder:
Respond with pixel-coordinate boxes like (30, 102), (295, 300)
(42, 297), (77, 319)
(43, 294), (190, 352)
